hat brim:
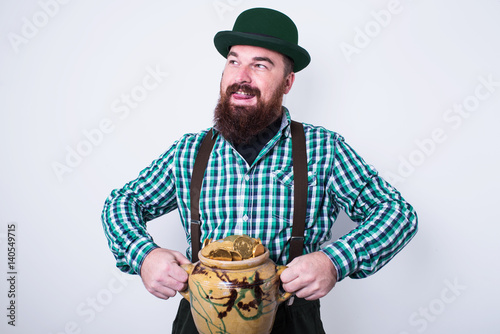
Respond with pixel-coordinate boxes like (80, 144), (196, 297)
(214, 31), (310, 72)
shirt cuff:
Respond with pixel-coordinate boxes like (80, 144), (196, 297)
(321, 239), (357, 282)
(125, 237), (160, 275)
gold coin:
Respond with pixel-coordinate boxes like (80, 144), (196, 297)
(202, 237), (212, 248)
(223, 235), (239, 242)
(230, 250), (242, 261)
(201, 242), (217, 258)
(218, 241), (235, 250)
(202, 241), (232, 258)
(252, 244), (265, 258)
(233, 236), (254, 259)
(210, 248), (232, 261)
(201, 235), (265, 261)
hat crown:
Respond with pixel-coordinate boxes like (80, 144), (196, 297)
(213, 7), (310, 72)
(232, 8), (299, 45)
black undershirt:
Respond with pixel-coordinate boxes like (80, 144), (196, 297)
(234, 116), (283, 165)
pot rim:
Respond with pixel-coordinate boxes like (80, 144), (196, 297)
(198, 248), (270, 269)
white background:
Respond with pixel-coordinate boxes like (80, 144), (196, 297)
(1, 0), (499, 333)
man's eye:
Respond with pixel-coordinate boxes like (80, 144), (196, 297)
(256, 64), (267, 69)
(229, 60), (238, 65)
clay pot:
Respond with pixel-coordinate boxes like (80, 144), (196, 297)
(180, 248), (291, 334)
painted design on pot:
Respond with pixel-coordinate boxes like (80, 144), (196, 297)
(181, 248), (291, 334)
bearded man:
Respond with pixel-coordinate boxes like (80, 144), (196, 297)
(101, 7), (418, 334)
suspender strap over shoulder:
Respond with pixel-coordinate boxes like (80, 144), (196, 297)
(190, 129), (217, 262)
(288, 121), (308, 264)
(189, 121), (308, 264)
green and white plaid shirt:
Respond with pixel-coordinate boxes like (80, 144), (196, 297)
(101, 108), (417, 281)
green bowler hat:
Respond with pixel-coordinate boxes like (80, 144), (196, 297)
(214, 8), (311, 72)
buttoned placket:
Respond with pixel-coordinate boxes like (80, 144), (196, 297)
(232, 147), (250, 235)
(226, 114), (292, 237)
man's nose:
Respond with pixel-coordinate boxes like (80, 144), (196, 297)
(235, 66), (251, 84)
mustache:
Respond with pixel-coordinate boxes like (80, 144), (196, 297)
(225, 83), (261, 98)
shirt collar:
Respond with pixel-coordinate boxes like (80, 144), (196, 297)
(280, 107), (293, 138)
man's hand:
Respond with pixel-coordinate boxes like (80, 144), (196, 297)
(140, 248), (191, 300)
(280, 251), (338, 300)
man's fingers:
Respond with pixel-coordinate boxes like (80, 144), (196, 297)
(293, 280), (321, 300)
(280, 268), (301, 294)
(172, 250), (191, 266)
(168, 262), (189, 283)
(280, 265), (299, 284)
(281, 271), (312, 294)
(148, 275), (186, 298)
(279, 252), (338, 299)
(140, 248), (192, 299)
(150, 289), (173, 300)
(158, 271), (188, 291)
(148, 285), (177, 300)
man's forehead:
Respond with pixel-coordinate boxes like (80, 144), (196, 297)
(228, 45), (284, 61)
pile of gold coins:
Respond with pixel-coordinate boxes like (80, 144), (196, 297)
(201, 235), (266, 261)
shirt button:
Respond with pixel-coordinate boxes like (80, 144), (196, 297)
(242, 215), (249, 222)
(245, 175), (250, 181)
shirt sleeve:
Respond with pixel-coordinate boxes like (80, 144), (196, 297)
(321, 135), (418, 281)
(101, 141), (181, 275)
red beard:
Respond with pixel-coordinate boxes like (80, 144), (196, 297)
(214, 81), (286, 144)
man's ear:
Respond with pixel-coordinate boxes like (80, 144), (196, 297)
(284, 72), (295, 94)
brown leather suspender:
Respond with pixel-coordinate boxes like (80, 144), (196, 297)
(189, 129), (217, 263)
(189, 121), (307, 263)
(288, 121), (308, 263)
